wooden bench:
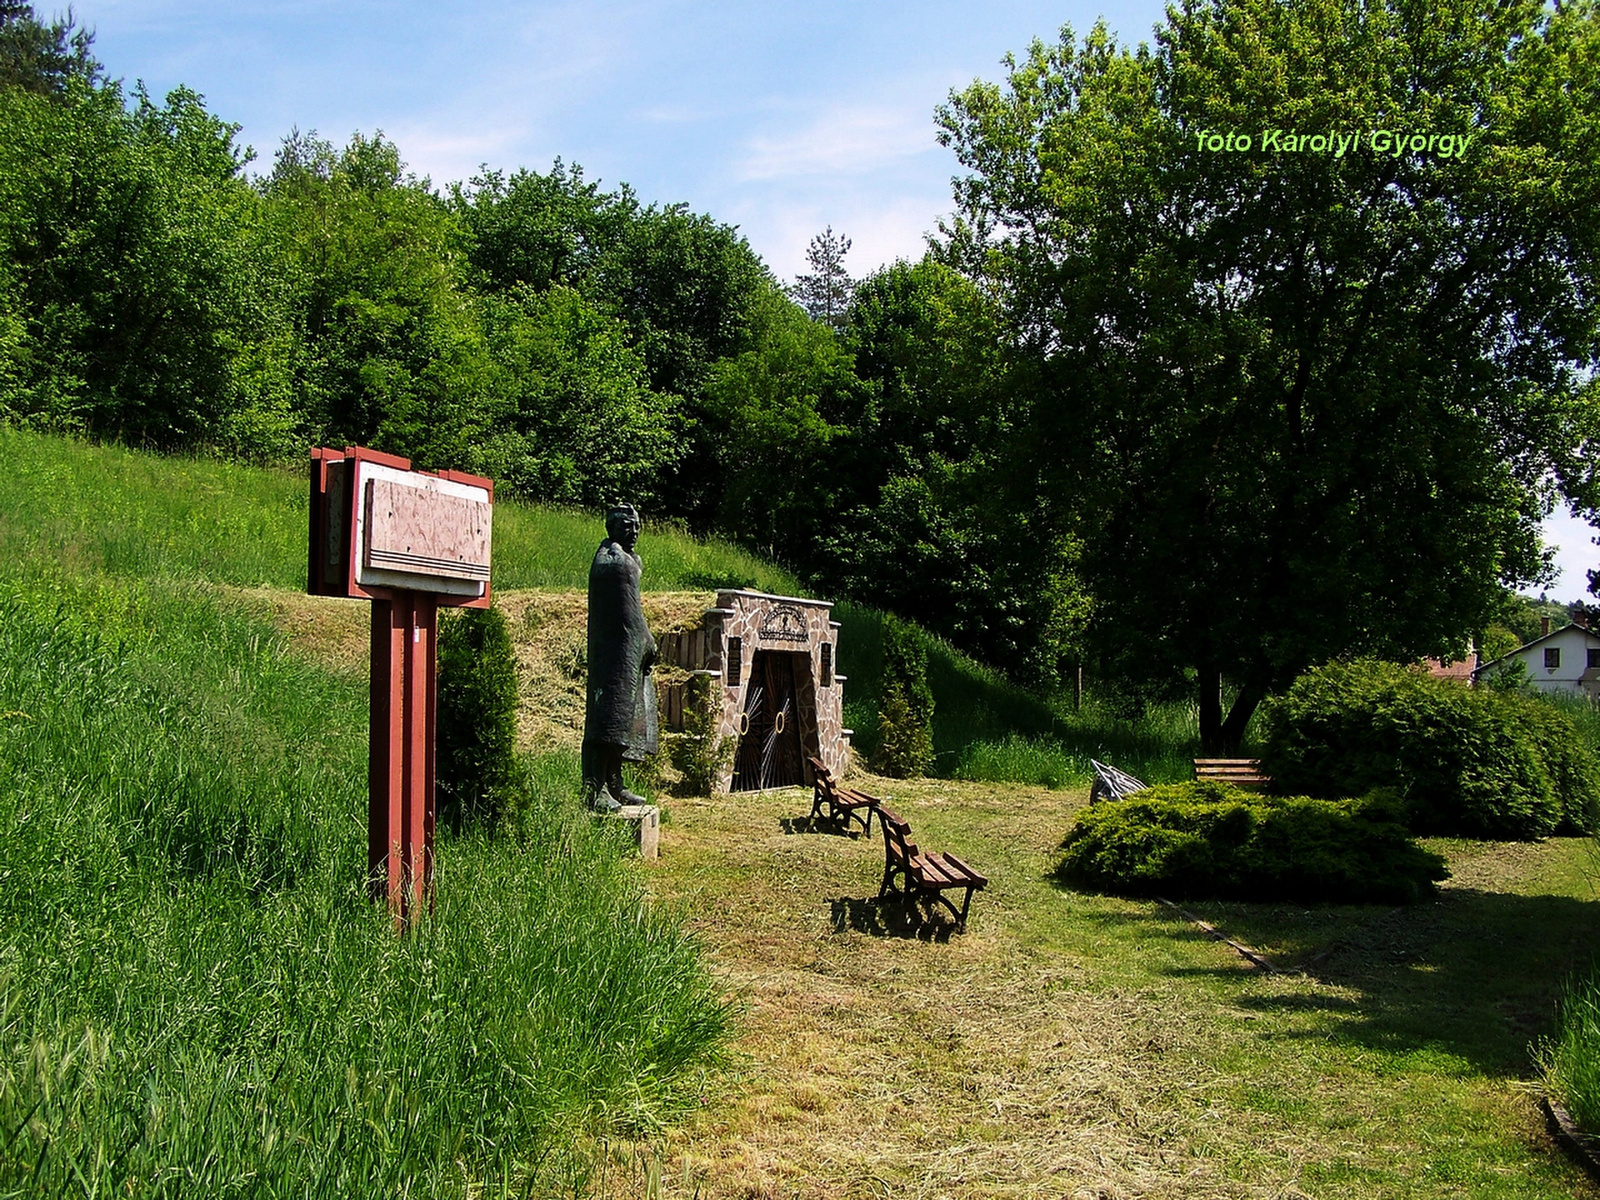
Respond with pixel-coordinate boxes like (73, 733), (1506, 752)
(875, 805), (987, 930)
(1194, 758), (1272, 791)
(808, 756), (880, 836)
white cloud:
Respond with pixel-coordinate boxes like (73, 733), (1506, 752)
(724, 190), (946, 281)
(737, 102), (942, 182)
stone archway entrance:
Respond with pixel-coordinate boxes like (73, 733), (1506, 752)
(732, 650), (809, 791)
(657, 589), (852, 794)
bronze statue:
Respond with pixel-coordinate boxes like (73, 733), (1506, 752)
(582, 504), (658, 811)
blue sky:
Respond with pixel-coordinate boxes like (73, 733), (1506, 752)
(85, 0), (1171, 280)
(78, 0), (1600, 601)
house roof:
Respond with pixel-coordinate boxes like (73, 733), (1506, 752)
(1472, 622), (1600, 677)
(1424, 655), (1477, 683)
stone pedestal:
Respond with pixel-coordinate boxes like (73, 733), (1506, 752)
(608, 804), (660, 860)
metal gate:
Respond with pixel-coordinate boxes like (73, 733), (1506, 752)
(732, 651), (805, 791)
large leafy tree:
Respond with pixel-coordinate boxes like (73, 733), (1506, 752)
(263, 130), (493, 469)
(452, 164), (773, 525)
(473, 284), (680, 508)
(0, 79), (290, 452)
(702, 284), (861, 563)
(452, 160), (634, 294)
(938, 0), (1600, 750)
(827, 258), (1087, 684)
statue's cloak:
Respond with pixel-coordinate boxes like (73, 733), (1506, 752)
(584, 538), (659, 760)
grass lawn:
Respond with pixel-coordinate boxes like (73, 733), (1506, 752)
(636, 778), (1600, 1199)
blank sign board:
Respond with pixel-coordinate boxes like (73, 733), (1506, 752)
(359, 464), (491, 593)
(310, 447), (493, 606)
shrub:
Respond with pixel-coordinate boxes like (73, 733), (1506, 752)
(437, 604), (520, 831)
(1511, 693), (1600, 834)
(874, 614), (934, 778)
(668, 671), (734, 795)
(1540, 969), (1600, 1135)
(1259, 659), (1580, 839)
(1057, 781), (1449, 903)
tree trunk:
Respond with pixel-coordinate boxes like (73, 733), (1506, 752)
(1199, 672), (1267, 757)
(1219, 680), (1267, 757)
(1198, 666), (1224, 755)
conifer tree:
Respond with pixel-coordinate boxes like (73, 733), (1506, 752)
(790, 226), (853, 329)
(0, 2), (98, 95)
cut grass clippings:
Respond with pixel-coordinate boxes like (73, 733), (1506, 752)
(637, 777), (1600, 1199)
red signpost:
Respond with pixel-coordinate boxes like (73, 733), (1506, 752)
(308, 446), (493, 927)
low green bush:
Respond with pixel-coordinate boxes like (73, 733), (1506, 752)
(1259, 659), (1599, 839)
(1057, 781), (1449, 903)
(1540, 968), (1600, 1135)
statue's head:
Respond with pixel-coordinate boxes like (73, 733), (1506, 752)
(606, 504), (641, 552)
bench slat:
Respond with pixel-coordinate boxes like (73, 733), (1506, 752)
(932, 851), (988, 887)
(1194, 756), (1272, 790)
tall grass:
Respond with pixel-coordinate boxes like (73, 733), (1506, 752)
(0, 427), (800, 594)
(952, 701), (1207, 789)
(834, 602), (1211, 786)
(1534, 687), (1600, 753)
(1541, 969), (1600, 1134)
(0, 575), (729, 1195)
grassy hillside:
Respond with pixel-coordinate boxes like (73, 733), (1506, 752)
(0, 427), (799, 594)
(835, 602), (1206, 786)
(1, 428), (1140, 782)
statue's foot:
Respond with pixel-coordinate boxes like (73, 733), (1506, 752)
(616, 788), (648, 806)
(588, 789), (622, 814)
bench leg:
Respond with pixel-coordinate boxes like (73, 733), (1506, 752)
(956, 885), (974, 929)
(879, 862), (903, 900)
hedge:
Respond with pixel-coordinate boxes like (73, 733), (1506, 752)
(1057, 781), (1449, 903)
(1259, 659), (1600, 839)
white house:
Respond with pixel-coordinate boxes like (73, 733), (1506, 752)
(1472, 617), (1600, 699)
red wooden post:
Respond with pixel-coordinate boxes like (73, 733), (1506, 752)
(312, 447), (492, 930)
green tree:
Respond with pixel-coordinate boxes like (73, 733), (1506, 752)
(589, 202), (774, 526)
(453, 160), (634, 293)
(452, 161), (773, 527)
(473, 284), (680, 507)
(825, 258), (1088, 685)
(789, 226), (853, 330)
(937, 0), (1600, 751)
(263, 129), (493, 468)
(0, 80), (294, 453)
(701, 286), (858, 562)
